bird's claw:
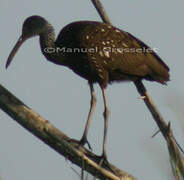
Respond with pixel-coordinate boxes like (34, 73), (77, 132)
(98, 154), (117, 175)
(98, 154), (109, 167)
(79, 136), (92, 150)
(69, 137), (92, 151)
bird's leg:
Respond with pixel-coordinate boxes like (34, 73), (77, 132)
(97, 88), (117, 174)
(80, 84), (97, 150)
(99, 87), (110, 164)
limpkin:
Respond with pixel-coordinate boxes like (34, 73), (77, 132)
(6, 16), (170, 162)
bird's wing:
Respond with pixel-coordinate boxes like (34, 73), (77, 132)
(85, 24), (169, 79)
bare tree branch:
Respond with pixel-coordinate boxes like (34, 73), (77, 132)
(135, 81), (184, 179)
(90, 0), (111, 24)
(90, 0), (184, 178)
(0, 84), (136, 180)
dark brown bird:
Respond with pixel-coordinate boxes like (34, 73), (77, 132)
(6, 15), (170, 162)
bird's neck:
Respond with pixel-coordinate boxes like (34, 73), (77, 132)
(39, 24), (66, 65)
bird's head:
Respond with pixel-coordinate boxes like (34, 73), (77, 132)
(6, 15), (48, 68)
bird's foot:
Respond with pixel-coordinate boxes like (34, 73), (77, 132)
(79, 136), (92, 150)
(97, 153), (115, 174)
(69, 137), (92, 150)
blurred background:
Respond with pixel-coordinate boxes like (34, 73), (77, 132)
(0, 0), (184, 179)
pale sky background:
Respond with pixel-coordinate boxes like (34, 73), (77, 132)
(1, 0), (184, 180)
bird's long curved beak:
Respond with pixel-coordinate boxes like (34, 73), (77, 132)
(6, 35), (26, 69)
